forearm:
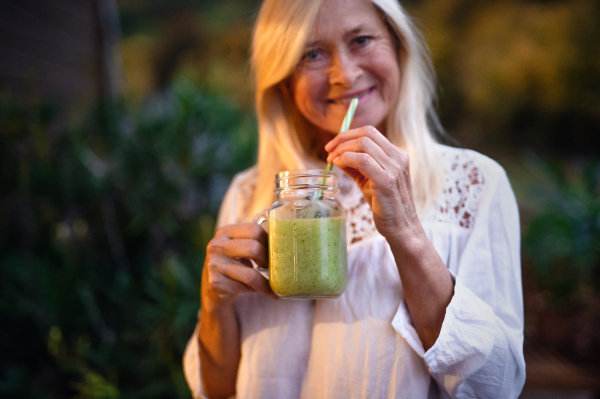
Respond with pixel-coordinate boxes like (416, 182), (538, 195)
(195, 220), (273, 398)
(387, 228), (454, 351)
(198, 302), (240, 399)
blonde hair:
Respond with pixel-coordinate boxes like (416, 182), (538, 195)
(248, 0), (444, 219)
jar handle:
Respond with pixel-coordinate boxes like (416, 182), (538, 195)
(252, 208), (269, 232)
(251, 209), (270, 278)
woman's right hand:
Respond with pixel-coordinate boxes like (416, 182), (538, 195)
(201, 222), (278, 311)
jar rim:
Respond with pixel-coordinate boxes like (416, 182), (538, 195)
(274, 169), (338, 190)
(275, 169), (336, 181)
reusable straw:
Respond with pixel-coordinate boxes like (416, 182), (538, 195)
(312, 97), (359, 201)
(326, 97), (359, 172)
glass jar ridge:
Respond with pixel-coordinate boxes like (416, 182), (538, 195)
(272, 169), (340, 204)
(274, 169), (338, 189)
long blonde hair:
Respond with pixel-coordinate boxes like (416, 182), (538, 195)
(248, 0), (444, 219)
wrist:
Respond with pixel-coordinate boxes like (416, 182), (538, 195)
(198, 299), (238, 351)
(386, 224), (450, 284)
(385, 223), (428, 259)
(201, 292), (237, 316)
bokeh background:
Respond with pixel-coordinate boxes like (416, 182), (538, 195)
(1, 0), (599, 398)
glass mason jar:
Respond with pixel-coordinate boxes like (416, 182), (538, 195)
(254, 169), (348, 299)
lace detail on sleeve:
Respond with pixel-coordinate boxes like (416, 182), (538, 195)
(337, 147), (487, 245)
(338, 173), (379, 245)
(423, 148), (486, 229)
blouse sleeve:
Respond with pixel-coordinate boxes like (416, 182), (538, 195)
(392, 159), (526, 398)
(182, 167), (257, 399)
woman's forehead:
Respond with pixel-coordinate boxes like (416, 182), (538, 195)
(309, 0), (383, 40)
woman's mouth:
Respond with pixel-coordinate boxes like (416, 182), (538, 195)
(328, 86), (375, 104)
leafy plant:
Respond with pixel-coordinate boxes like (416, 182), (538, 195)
(0, 78), (257, 398)
(523, 155), (600, 310)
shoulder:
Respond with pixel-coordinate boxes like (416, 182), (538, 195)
(217, 165), (259, 227)
(425, 144), (510, 229)
(437, 144), (506, 185)
(229, 165), (259, 193)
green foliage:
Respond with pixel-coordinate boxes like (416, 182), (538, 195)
(0, 79), (257, 398)
(523, 156), (600, 310)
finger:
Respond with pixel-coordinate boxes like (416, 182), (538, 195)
(214, 222), (268, 247)
(332, 152), (388, 183)
(336, 164), (364, 182)
(326, 136), (392, 170)
(220, 263), (278, 300)
(209, 275), (255, 300)
(325, 126), (395, 156)
(220, 239), (268, 268)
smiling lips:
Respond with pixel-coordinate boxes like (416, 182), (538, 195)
(328, 86), (375, 104)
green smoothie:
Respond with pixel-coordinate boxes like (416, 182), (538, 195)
(268, 216), (347, 298)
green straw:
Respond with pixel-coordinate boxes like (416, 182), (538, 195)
(312, 97), (359, 202)
(325, 97), (359, 172)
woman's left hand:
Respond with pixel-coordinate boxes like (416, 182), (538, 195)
(325, 125), (420, 243)
(327, 125), (454, 350)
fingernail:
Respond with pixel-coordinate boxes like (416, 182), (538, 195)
(325, 141), (333, 151)
(332, 156), (340, 164)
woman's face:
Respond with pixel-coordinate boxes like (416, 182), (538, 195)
(289, 0), (401, 137)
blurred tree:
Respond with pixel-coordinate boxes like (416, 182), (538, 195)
(522, 155), (600, 365)
(0, 0), (122, 114)
(412, 0), (600, 159)
(119, 0), (261, 107)
(0, 79), (257, 398)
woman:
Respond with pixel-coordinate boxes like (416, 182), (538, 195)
(184, 0), (525, 397)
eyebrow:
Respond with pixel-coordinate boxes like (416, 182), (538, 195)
(346, 25), (367, 36)
(304, 25), (369, 48)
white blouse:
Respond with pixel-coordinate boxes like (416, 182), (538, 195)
(183, 144), (526, 399)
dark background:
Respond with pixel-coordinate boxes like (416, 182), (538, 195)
(1, 0), (599, 397)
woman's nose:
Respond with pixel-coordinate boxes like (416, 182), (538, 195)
(328, 51), (361, 87)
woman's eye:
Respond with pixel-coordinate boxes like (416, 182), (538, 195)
(299, 48), (328, 69)
(302, 49), (321, 61)
(354, 36), (371, 46)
